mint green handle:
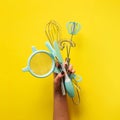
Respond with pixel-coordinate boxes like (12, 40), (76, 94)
(53, 41), (63, 63)
(65, 81), (75, 97)
(45, 41), (56, 58)
(54, 67), (60, 73)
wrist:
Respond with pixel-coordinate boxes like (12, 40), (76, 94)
(54, 90), (67, 99)
(54, 88), (63, 96)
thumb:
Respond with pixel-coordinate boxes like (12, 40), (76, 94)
(54, 71), (64, 84)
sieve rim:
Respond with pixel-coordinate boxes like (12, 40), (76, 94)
(27, 50), (55, 78)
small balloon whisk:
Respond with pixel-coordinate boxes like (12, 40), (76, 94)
(59, 22), (81, 65)
(59, 22), (81, 104)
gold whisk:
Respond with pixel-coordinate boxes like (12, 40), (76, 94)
(45, 20), (61, 47)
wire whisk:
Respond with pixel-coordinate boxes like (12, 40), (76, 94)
(45, 20), (61, 47)
(66, 22), (81, 62)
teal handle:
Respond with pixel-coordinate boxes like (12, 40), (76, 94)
(54, 66), (60, 73)
(53, 41), (63, 63)
(65, 80), (75, 98)
(45, 41), (56, 58)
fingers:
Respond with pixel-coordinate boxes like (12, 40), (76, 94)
(68, 64), (75, 73)
(54, 61), (75, 83)
(64, 63), (75, 74)
(54, 62), (62, 78)
(56, 61), (75, 72)
(54, 61), (76, 93)
(68, 64), (73, 71)
(54, 72), (65, 94)
(54, 71), (64, 84)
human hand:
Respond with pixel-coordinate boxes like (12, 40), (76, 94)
(54, 62), (75, 95)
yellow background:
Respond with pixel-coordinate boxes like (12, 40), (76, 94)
(0, 0), (120, 120)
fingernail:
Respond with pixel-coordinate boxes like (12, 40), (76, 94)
(61, 71), (64, 75)
(68, 70), (72, 74)
(58, 64), (61, 69)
